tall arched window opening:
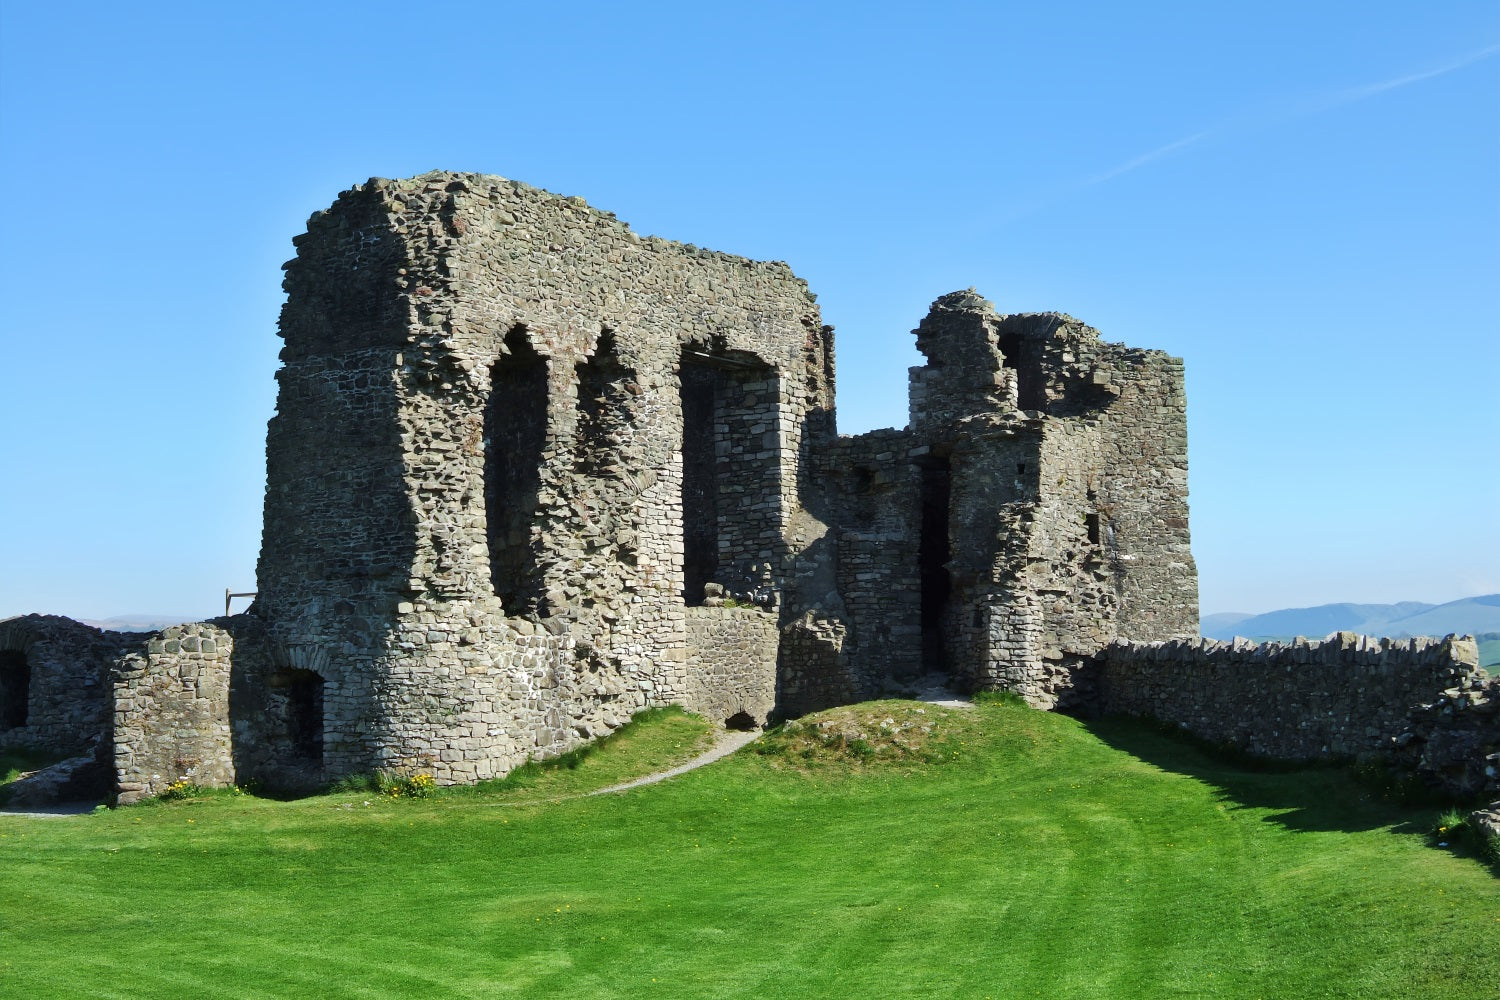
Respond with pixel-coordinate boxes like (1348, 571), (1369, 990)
(485, 327), (549, 614)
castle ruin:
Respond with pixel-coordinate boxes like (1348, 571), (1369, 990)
(2, 172), (1493, 806)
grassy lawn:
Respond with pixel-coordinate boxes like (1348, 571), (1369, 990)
(2, 702), (1496, 999)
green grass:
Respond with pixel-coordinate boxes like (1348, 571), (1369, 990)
(2, 702), (1497, 999)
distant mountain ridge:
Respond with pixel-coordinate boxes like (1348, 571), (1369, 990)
(1201, 594), (1500, 666)
(80, 615), (196, 633)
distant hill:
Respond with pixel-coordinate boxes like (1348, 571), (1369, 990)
(1202, 595), (1500, 660)
(1199, 611), (1253, 635)
(81, 615), (196, 633)
(1477, 633), (1500, 669)
(1376, 595), (1500, 638)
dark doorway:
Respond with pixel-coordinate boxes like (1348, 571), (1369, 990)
(680, 357), (720, 604)
(725, 711), (757, 732)
(486, 327), (549, 614)
(285, 671), (324, 764)
(0, 650), (29, 729)
(917, 456), (953, 673)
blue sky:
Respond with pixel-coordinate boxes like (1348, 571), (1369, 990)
(1, 1), (1496, 622)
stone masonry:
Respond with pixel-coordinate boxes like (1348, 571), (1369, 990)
(1100, 633), (1499, 799)
(3, 171), (1489, 807)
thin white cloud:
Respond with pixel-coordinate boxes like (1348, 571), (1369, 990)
(1084, 41), (1500, 188)
(1083, 130), (1214, 186)
(1319, 41), (1500, 108)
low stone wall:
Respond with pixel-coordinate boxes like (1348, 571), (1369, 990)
(683, 606), (778, 726)
(112, 623), (236, 804)
(777, 613), (858, 718)
(1100, 632), (1499, 797)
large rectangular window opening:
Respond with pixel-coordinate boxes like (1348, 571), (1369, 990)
(679, 348), (781, 606)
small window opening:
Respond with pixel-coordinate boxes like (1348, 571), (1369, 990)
(285, 670), (325, 764)
(998, 333), (1046, 411)
(0, 650), (29, 729)
(1015, 462), (1026, 475)
(1085, 511), (1102, 546)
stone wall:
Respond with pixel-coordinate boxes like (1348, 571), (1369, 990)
(254, 171), (830, 783)
(0, 615), (135, 756)
(777, 613), (858, 718)
(683, 606), (778, 726)
(112, 623), (236, 804)
(1099, 632), (1499, 796)
(809, 430), (923, 688)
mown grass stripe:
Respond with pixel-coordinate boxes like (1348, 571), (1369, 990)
(2, 702), (1496, 999)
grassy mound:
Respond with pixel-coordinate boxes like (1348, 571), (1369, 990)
(2, 699), (1497, 999)
(754, 701), (964, 768)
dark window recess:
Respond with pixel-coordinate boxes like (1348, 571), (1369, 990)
(0, 650), (29, 729)
(1085, 511), (1102, 545)
(285, 671), (325, 764)
(998, 333), (1046, 411)
(917, 456), (953, 673)
(574, 331), (632, 479)
(1016, 462), (1026, 475)
(486, 327), (549, 614)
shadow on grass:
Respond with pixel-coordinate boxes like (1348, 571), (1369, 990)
(1078, 714), (1434, 839)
